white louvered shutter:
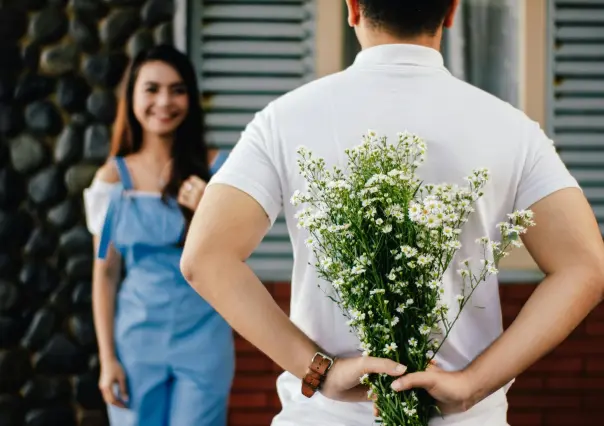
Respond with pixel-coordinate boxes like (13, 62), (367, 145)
(548, 0), (604, 233)
(195, 0), (316, 280)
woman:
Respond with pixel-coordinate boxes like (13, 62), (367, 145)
(83, 45), (234, 426)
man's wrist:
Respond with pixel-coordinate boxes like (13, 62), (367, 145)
(301, 351), (335, 398)
(460, 363), (496, 411)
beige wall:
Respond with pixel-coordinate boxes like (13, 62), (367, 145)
(314, 0), (548, 272)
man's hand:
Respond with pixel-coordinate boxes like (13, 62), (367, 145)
(320, 356), (407, 402)
(390, 364), (474, 415)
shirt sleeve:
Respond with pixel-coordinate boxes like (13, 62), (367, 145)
(514, 120), (581, 212)
(82, 179), (119, 237)
(208, 105), (283, 225)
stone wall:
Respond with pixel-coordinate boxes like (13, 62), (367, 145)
(0, 1), (175, 425)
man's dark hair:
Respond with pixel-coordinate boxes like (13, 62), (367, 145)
(358, 0), (455, 38)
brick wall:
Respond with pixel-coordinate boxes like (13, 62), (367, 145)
(228, 283), (604, 426)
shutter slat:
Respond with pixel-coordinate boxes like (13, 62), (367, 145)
(205, 4), (306, 20)
(200, 0), (313, 281)
(556, 26), (604, 41)
(555, 134), (604, 148)
(253, 241), (294, 255)
(592, 205), (604, 221)
(203, 40), (307, 57)
(206, 112), (255, 128)
(554, 115), (604, 131)
(205, 94), (278, 110)
(555, 0), (604, 5)
(205, 130), (243, 148)
(556, 9), (604, 23)
(555, 98), (604, 112)
(203, 58), (307, 75)
(203, 77), (302, 93)
(584, 187), (604, 201)
(555, 61), (604, 76)
(555, 79), (604, 94)
(560, 151), (604, 166)
(203, 22), (306, 39)
(566, 169), (604, 185)
(556, 44), (604, 59)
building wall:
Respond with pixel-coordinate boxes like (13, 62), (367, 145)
(0, 1), (177, 425)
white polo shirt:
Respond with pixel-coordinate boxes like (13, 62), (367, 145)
(210, 44), (579, 425)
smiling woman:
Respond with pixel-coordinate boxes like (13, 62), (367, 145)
(82, 45), (235, 426)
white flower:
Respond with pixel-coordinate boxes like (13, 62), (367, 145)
(426, 350), (434, 359)
(419, 324), (431, 335)
(360, 374), (370, 384)
(351, 265), (366, 275)
(408, 338), (417, 347)
(383, 342), (398, 354)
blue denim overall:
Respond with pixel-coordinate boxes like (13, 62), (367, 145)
(97, 154), (234, 425)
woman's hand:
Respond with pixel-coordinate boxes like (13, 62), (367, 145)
(98, 358), (129, 408)
(178, 176), (207, 211)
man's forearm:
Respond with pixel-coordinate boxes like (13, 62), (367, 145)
(464, 267), (603, 405)
(184, 252), (319, 379)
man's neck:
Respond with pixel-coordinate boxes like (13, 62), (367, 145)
(360, 30), (443, 52)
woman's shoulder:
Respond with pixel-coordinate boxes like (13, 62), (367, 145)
(94, 161), (121, 184)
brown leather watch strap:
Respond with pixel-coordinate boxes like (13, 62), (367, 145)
(302, 352), (334, 398)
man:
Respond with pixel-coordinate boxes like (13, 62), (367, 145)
(181, 1), (604, 425)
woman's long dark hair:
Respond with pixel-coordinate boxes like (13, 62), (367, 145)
(110, 44), (210, 227)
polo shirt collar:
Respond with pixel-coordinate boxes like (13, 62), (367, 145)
(352, 43), (449, 73)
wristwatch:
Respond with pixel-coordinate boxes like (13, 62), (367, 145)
(301, 352), (335, 398)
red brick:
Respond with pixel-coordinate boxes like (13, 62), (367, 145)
(229, 411), (278, 426)
(502, 285), (536, 301)
(236, 356), (274, 373)
(555, 339), (604, 355)
(543, 410), (603, 426)
(508, 394), (582, 409)
(583, 395), (604, 409)
(511, 376), (544, 390)
(272, 283), (292, 300)
(235, 337), (258, 353)
(585, 357), (604, 373)
(233, 375), (279, 391)
(585, 321), (604, 336)
(506, 411), (542, 426)
(546, 377), (604, 390)
(586, 306), (604, 321)
(229, 393), (269, 408)
(527, 356), (583, 374)
(269, 393), (283, 409)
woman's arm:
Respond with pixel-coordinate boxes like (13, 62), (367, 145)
(92, 239), (121, 364)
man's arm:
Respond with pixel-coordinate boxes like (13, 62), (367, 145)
(394, 187), (604, 411)
(181, 183), (407, 400)
(180, 184), (318, 379)
(464, 187), (604, 403)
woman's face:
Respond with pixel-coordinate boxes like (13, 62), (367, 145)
(132, 60), (189, 137)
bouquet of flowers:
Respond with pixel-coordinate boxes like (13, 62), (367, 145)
(291, 131), (535, 425)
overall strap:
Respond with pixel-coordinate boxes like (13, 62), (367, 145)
(114, 156), (134, 190)
(97, 194), (117, 260)
(210, 150), (229, 175)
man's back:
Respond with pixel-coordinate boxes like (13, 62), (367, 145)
(210, 44), (579, 425)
